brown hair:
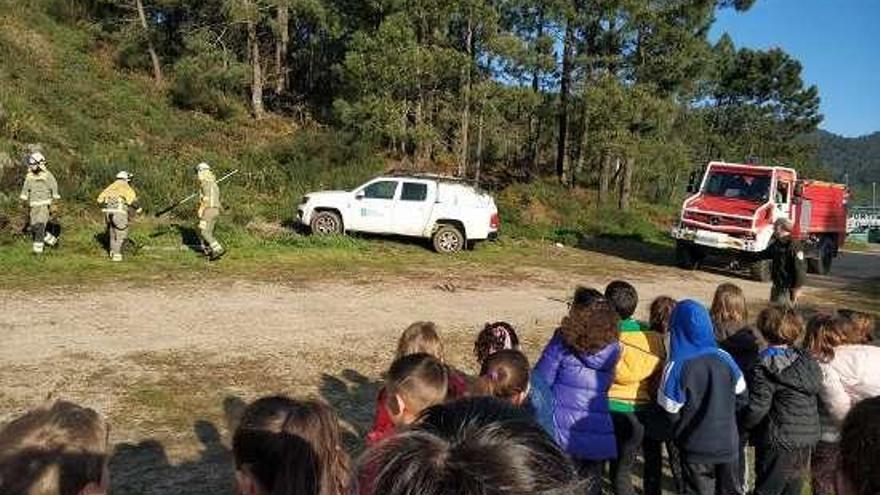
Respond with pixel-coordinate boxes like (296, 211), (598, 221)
(839, 396), (880, 495)
(559, 299), (620, 354)
(803, 313), (849, 363)
(396, 322), (444, 361)
(756, 306), (803, 346)
(0, 401), (109, 495)
(838, 309), (875, 344)
(385, 353), (449, 418)
(473, 322), (520, 365)
(473, 350), (530, 403)
(710, 283), (748, 326)
(233, 396), (351, 495)
(649, 296), (677, 334)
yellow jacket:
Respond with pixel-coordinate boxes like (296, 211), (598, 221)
(198, 170), (221, 213)
(609, 319), (666, 412)
(97, 180), (139, 214)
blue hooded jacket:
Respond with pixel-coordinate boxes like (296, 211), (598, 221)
(658, 300), (747, 463)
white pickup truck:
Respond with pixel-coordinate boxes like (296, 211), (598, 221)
(296, 174), (500, 253)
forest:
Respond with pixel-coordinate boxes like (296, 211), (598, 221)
(14, 0), (827, 212)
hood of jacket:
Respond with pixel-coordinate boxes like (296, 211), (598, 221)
(670, 300), (718, 361)
(760, 347), (822, 395)
(574, 341), (620, 372)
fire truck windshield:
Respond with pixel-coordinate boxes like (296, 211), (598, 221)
(703, 172), (771, 202)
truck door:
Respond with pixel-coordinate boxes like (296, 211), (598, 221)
(350, 179), (399, 233)
(774, 179), (793, 221)
(393, 180), (435, 236)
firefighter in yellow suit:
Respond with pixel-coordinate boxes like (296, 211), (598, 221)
(97, 171), (142, 262)
(196, 162), (225, 260)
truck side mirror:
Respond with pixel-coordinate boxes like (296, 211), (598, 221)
(793, 183), (804, 197)
(355, 191), (365, 200)
(686, 184), (696, 193)
(686, 171), (698, 193)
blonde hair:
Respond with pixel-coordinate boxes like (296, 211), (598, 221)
(710, 283), (748, 325)
(396, 321), (444, 361)
(0, 401), (109, 495)
(838, 310), (875, 344)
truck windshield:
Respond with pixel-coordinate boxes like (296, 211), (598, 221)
(703, 172), (771, 202)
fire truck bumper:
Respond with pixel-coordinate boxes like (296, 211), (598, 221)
(671, 226), (762, 253)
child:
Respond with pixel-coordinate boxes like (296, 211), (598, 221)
(534, 298), (621, 495)
(803, 315), (880, 495)
(604, 281), (666, 495)
(367, 352), (448, 445)
(741, 307), (821, 495)
(835, 396), (880, 495)
(367, 322), (465, 445)
(358, 397), (582, 495)
(473, 349), (555, 436)
(658, 300), (746, 495)
(837, 309), (875, 344)
(473, 321), (520, 366)
(233, 395), (351, 495)
(0, 400), (110, 495)
(710, 283), (763, 373)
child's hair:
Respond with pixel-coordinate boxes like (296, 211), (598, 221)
(233, 396), (351, 495)
(473, 350), (530, 403)
(649, 296), (677, 334)
(396, 321), (444, 361)
(710, 283), (748, 325)
(839, 396), (880, 495)
(572, 286), (604, 310)
(756, 305), (803, 346)
(473, 321), (520, 365)
(560, 299), (620, 354)
(385, 353), (449, 418)
(604, 280), (638, 319)
(360, 397), (583, 495)
(837, 309), (875, 344)
(803, 313), (849, 363)
(0, 400), (109, 495)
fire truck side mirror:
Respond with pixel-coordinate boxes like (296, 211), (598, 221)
(686, 171), (698, 193)
(794, 183), (804, 197)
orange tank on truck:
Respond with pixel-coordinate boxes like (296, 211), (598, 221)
(670, 161), (848, 280)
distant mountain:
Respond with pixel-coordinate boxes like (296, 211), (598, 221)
(808, 130), (880, 205)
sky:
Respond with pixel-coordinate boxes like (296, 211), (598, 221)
(710, 0), (880, 138)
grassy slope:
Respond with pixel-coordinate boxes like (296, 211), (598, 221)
(0, 0), (681, 288)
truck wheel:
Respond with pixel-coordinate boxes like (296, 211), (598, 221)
(675, 241), (699, 269)
(310, 211), (343, 236)
(433, 225), (464, 254)
(750, 259), (772, 282)
(808, 237), (834, 275)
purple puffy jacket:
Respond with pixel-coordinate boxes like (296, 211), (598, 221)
(534, 331), (620, 461)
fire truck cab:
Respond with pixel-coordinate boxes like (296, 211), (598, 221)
(671, 162), (847, 281)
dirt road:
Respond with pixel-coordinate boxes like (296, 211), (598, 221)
(0, 243), (874, 494)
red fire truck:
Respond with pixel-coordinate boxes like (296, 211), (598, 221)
(671, 161), (848, 280)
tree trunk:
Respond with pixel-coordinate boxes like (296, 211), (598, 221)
(619, 156), (633, 210)
(475, 110), (484, 186)
(274, 1), (289, 95)
(247, 4), (265, 120)
(598, 152), (612, 205)
(527, 5), (545, 176)
(135, 0), (163, 85)
(555, 20), (574, 183)
(458, 15), (473, 178)
(574, 95), (589, 187)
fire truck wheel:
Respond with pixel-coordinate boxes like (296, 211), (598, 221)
(807, 237), (834, 275)
(750, 259), (772, 282)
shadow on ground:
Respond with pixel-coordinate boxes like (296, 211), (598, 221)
(319, 369), (383, 454)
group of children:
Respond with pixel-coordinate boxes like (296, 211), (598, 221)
(0, 281), (878, 495)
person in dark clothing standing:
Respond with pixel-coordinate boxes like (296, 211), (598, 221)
(658, 300), (747, 495)
(762, 218), (807, 306)
(741, 307), (822, 495)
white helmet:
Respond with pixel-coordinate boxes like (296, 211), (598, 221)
(195, 162), (211, 173)
(27, 152), (46, 167)
(116, 171), (133, 181)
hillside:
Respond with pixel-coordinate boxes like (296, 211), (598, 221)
(811, 129), (880, 204)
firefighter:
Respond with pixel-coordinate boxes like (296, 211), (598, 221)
(97, 171), (142, 262)
(19, 152), (60, 254)
(195, 162), (225, 260)
(764, 218), (807, 306)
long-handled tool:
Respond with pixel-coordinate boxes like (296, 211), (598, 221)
(155, 169), (240, 217)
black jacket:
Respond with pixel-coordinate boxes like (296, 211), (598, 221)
(763, 237), (807, 289)
(673, 354), (748, 464)
(715, 321), (763, 376)
(741, 348), (821, 450)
